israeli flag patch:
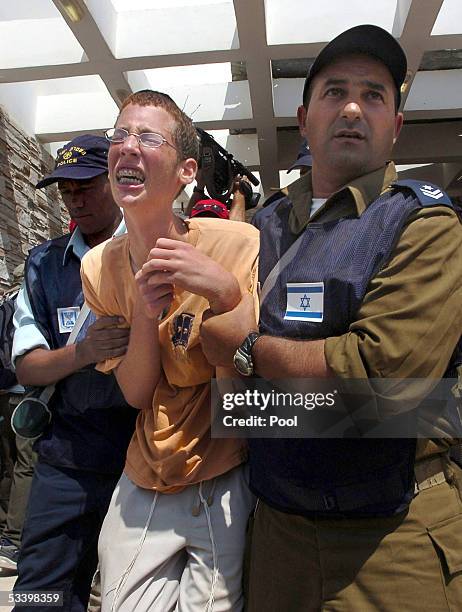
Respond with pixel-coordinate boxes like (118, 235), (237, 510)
(284, 282), (324, 322)
(57, 307), (80, 334)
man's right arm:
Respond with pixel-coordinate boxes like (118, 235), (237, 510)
(13, 285), (129, 387)
(201, 206), (462, 411)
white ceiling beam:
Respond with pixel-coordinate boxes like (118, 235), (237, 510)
(404, 108), (462, 120)
(36, 118), (258, 144)
(394, 120), (462, 163)
(2, 1), (462, 185)
(398, 0), (445, 108)
(425, 34), (462, 48)
(233, 0), (280, 192)
(3, 25), (461, 87)
(51, 0), (131, 108)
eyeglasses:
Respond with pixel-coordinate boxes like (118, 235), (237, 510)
(105, 128), (178, 151)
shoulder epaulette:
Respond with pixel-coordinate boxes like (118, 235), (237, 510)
(392, 179), (453, 207)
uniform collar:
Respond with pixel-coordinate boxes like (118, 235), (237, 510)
(63, 227), (89, 265)
(62, 215), (126, 265)
(288, 162), (398, 234)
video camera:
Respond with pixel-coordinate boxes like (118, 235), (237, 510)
(196, 127), (261, 209)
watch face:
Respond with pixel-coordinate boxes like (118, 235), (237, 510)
(233, 350), (253, 376)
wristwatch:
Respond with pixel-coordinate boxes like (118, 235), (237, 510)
(233, 332), (261, 377)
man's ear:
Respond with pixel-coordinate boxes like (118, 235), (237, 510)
(393, 112), (404, 144)
(297, 105), (308, 139)
(179, 158), (198, 185)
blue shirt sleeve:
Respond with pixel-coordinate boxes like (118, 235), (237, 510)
(12, 284), (50, 367)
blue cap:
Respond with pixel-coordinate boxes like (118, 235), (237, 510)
(287, 141), (313, 173)
(36, 134), (109, 189)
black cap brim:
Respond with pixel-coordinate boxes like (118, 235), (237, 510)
(303, 25), (407, 107)
(36, 166), (107, 189)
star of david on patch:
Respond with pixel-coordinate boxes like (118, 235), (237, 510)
(285, 282), (324, 322)
(299, 294), (311, 311)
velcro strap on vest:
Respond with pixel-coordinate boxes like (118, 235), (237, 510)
(414, 454), (447, 493)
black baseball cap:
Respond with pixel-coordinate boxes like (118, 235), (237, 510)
(36, 134), (109, 189)
(302, 24), (407, 107)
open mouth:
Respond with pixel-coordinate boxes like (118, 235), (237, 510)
(116, 167), (145, 186)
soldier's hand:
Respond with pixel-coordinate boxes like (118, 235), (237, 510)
(76, 316), (130, 366)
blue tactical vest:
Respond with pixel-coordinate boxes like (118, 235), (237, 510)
(252, 192), (286, 231)
(24, 234), (137, 473)
(250, 180), (459, 517)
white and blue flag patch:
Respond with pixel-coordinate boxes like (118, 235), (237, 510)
(284, 282), (324, 322)
(57, 306), (80, 334)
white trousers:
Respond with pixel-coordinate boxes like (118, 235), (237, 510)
(98, 465), (255, 612)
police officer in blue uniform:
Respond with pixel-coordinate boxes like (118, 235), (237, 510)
(11, 136), (137, 612)
(201, 25), (462, 611)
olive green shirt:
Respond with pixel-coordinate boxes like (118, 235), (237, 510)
(285, 163), (462, 459)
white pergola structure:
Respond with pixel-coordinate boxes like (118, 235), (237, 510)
(1, 0), (462, 200)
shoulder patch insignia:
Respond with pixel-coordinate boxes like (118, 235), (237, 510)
(393, 179), (453, 207)
(57, 306), (80, 334)
(420, 184), (444, 200)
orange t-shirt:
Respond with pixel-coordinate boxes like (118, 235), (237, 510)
(81, 218), (259, 493)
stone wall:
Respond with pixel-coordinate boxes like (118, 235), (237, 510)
(0, 105), (68, 292)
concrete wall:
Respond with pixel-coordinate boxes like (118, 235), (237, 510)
(0, 105), (68, 292)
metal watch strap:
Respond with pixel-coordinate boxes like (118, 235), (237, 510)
(242, 331), (261, 356)
(233, 331), (261, 376)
